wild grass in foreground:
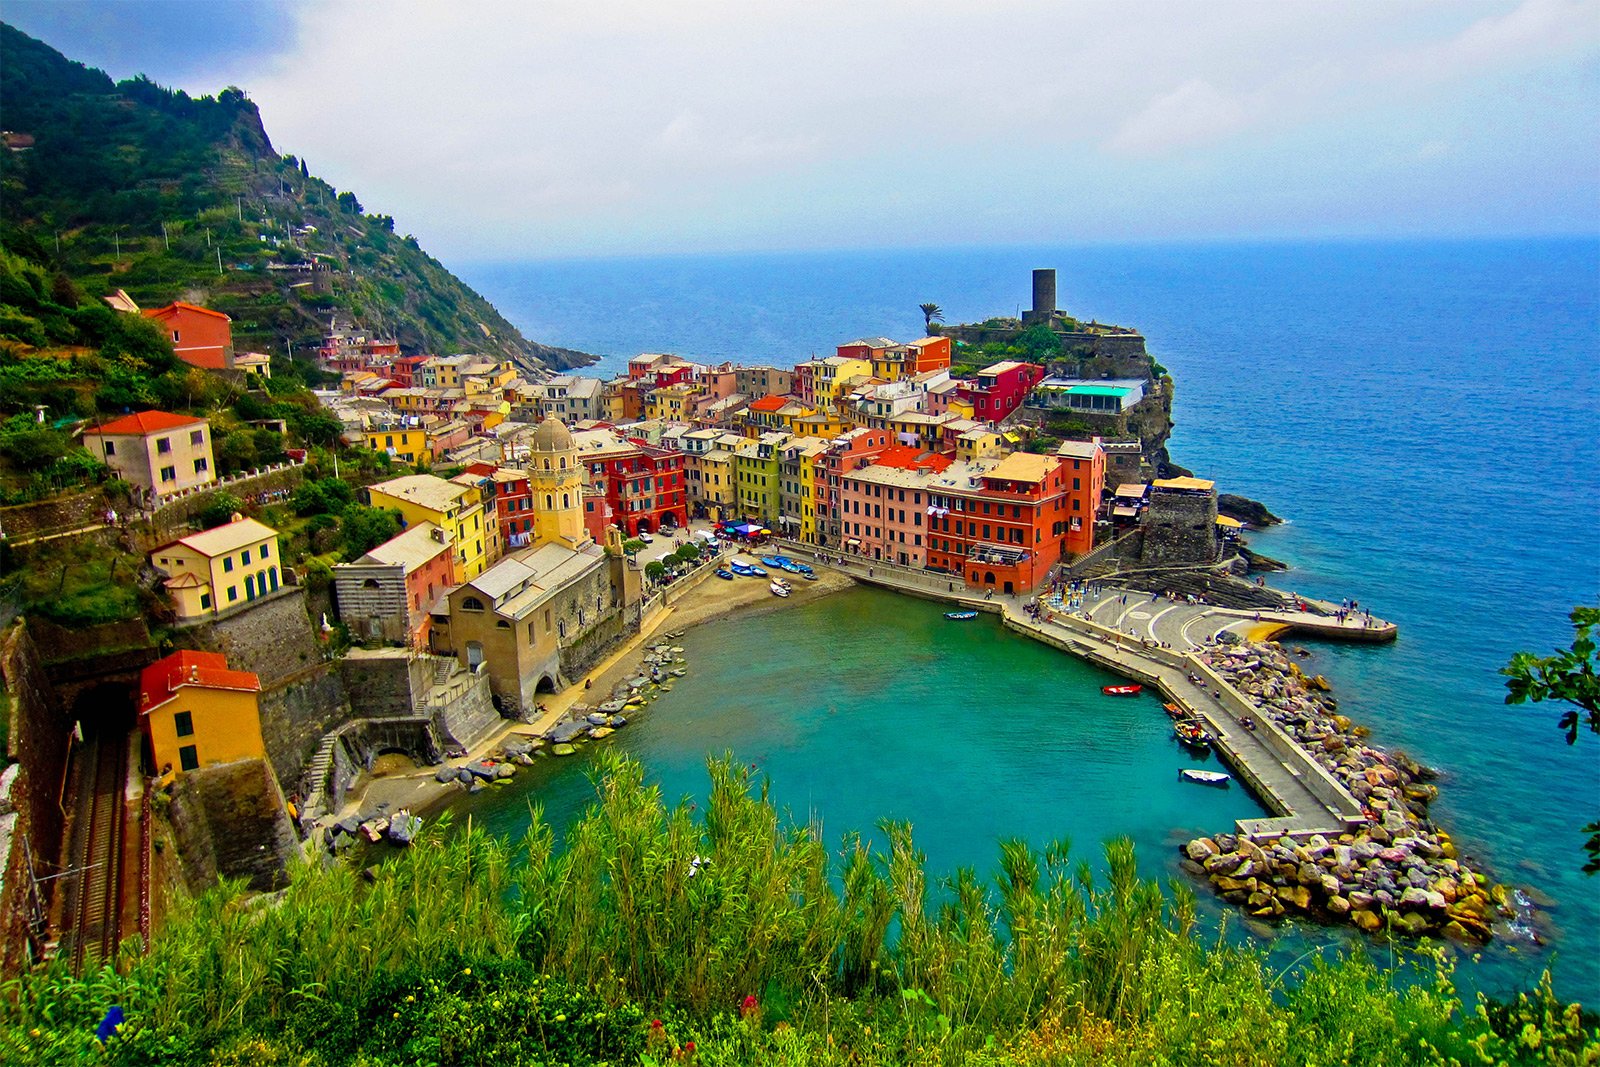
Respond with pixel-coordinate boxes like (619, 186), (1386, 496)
(3, 754), (1595, 1065)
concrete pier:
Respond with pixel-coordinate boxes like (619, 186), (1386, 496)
(772, 540), (1386, 840)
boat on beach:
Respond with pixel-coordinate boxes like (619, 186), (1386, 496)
(1179, 768), (1231, 787)
(945, 611), (978, 620)
(1102, 684), (1142, 696)
(715, 568), (734, 580)
(769, 581), (790, 597)
(729, 562), (756, 576)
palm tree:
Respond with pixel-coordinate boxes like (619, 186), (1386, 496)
(919, 302), (943, 332)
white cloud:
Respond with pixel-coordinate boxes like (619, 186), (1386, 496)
(220, 0), (1600, 256)
(1105, 80), (1252, 157)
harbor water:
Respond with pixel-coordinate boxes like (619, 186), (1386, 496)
(455, 237), (1600, 1003)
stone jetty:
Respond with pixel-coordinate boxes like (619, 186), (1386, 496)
(1183, 641), (1507, 943)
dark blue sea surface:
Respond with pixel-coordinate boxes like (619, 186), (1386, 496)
(457, 238), (1600, 1002)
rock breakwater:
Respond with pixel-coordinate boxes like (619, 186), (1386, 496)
(1183, 641), (1516, 944)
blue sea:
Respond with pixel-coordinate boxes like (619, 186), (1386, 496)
(458, 238), (1600, 1004)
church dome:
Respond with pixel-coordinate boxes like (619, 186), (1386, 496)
(531, 416), (574, 452)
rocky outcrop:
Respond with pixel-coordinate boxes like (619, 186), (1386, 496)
(1219, 494), (1283, 527)
(1181, 642), (1525, 944)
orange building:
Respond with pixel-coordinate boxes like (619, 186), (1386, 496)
(143, 302), (234, 370)
(138, 650), (265, 778)
(1055, 440), (1107, 556)
(922, 452), (1078, 595)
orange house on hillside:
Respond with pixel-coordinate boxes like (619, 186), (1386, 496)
(143, 302), (233, 370)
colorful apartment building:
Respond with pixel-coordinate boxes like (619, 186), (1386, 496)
(796, 355), (873, 412)
(84, 411), (216, 499)
(463, 463), (535, 550)
(366, 473), (491, 579)
(921, 452), (1077, 594)
(818, 427), (895, 546)
(150, 516), (283, 620)
(961, 361), (1046, 424)
(576, 432), (688, 536)
(645, 381), (698, 423)
(142, 301), (232, 370)
(138, 650), (265, 777)
(1054, 439), (1107, 556)
(332, 521), (457, 646)
(732, 432), (787, 523)
(777, 437), (831, 543)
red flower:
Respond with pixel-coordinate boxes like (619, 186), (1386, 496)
(685, 1041), (696, 1052)
(651, 1019), (664, 1029)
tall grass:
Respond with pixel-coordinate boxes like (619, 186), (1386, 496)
(3, 752), (1595, 1065)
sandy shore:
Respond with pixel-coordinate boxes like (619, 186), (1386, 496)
(321, 564), (854, 832)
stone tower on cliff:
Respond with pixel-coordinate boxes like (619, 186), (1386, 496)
(1022, 268), (1061, 326)
(528, 416), (587, 549)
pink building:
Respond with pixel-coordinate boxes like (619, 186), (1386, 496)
(836, 448), (956, 565)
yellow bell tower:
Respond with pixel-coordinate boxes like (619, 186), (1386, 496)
(528, 416), (587, 548)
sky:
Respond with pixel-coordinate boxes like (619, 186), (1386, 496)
(5, 0), (1599, 260)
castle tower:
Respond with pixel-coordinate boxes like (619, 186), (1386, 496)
(1023, 268), (1058, 326)
(528, 417), (587, 549)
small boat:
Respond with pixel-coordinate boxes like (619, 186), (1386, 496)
(793, 563), (815, 574)
(945, 611), (978, 621)
(1163, 702), (1187, 720)
(1102, 684), (1142, 696)
(760, 556), (785, 568)
(729, 562), (756, 576)
(1173, 720), (1212, 749)
(746, 564), (769, 577)
(800, 571), (818, 581)
(715, 568), (735, 580)
(773, 555), (797, 566)
(1179, 769), (1231, 787)
(769, 581), (790, 597)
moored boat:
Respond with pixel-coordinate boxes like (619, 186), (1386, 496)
(729, 562), (756, 576)
(1173, 720), (1212, 748)
(747, 564), (769, 577)
(760, 556), (785, 569)
(715, 568), (735, 580)
(1102, 684), (1142, 696)
(769, 581), (790, 597)
(945, 611), (978, 620)
(1179, 769), (1231, 787)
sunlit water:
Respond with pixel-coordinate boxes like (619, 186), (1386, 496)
(452, 238), (1600, 1002)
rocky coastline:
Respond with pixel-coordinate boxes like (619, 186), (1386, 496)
(1181, 641), (1522, 945)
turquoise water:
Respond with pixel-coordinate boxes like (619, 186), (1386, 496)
(457, 238), (1600, 1002)
(446, 585), (1266, 895)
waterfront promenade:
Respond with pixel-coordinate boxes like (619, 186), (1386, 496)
(769, 539), (1383, 841)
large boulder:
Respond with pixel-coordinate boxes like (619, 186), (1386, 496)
(1186, 838), (1220, 862)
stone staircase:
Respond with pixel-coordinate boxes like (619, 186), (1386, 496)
(298, 732), (342, 824)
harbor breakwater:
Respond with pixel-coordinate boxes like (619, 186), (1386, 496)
(1184, 642), (1511, 943)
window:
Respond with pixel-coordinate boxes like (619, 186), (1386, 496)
(160, 465), (176, 482)
(179, 744), (199, 771)
(242, 548), (252, 565)
(461, 596), (485, 611)
(223, 557), (234, 573)
(194, 457), (209, 474)
(200, 593), (211, 609)
(191, 430), (204, 446)
(261, 541), (271, 558)
(174, 711), (194, 737)
(227, 585), (238, 602)
(103, 441), (115, 456)
(157, 437), (172, 454)
(172, 329), (181, 342)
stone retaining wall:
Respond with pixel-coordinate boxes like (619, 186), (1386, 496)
(166, 756), (301, 894)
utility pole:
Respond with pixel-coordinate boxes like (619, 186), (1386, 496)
(216, 248), (224, 277)
(162, 222), (169, 251)
(237, 196), (243, 222)
(113, 231), (120, 260)
(206, 228), (212, 248)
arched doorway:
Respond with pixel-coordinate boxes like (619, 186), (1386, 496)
(535, 674), (557, 694)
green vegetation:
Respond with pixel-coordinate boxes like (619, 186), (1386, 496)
(919, 302), (943, 332)
(8, 533), (145, 627)
(1503, 606), (1600, 873)
(0, 22), (587, 369)
(3, 756), (1594, 1065)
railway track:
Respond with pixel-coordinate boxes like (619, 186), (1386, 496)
(67, 734), (127, 972)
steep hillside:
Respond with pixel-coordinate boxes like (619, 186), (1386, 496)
(0, 23), (592, 371)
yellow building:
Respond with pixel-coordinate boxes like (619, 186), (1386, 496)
(733, 432), (786, 522)
(778, 437), (830, 544)
(367, 473), (491, 579)
(364, 426), (430, 464)
(150, 516), (283, 620)
(645, 381), (698, 422)
(812, 356), (872, 413)
(527, 417), (588, 548)
(139, 650), (265, 777)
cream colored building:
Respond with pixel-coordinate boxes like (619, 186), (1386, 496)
(84, 410), (217, 500)
(150, 516), (283, 621)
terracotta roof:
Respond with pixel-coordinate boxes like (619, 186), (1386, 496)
(142, 301), (231, 322)
(88, 410), (206, 436)
(748, 394), (790, 413)
(872, 445), (955, 473)
(139, 650), (260, 714)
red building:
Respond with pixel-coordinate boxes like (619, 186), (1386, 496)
(390, 355), (428, 387)
(583, 439), (688, 536)
(960, 361), (1045, 424)
(819, 427), (895, 546)
(143, 302), (232, 370)
(1054, 440), (1107, 556)
(466, 463), (535, 551)
(583, 484), (614, 544)
(922, 451), (1078, 595)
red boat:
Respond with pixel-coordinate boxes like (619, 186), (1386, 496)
(1102, 684), (1142, 696)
